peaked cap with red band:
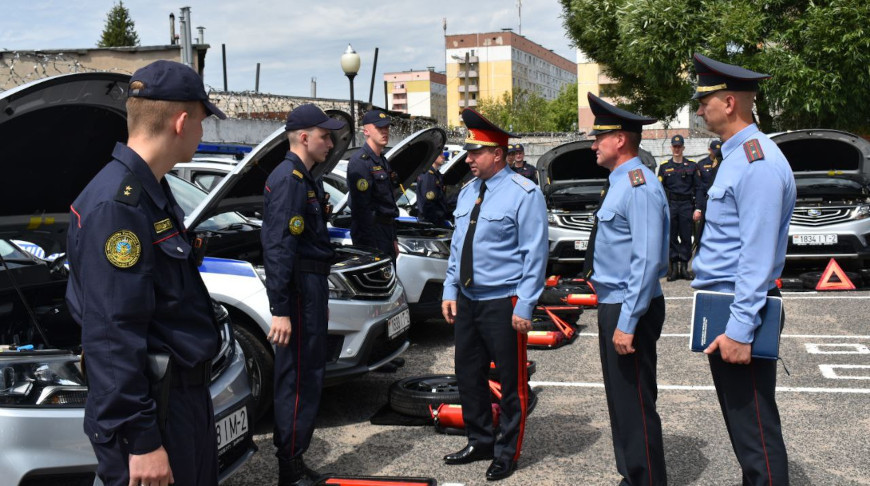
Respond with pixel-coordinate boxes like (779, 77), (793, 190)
(692, 52), (770, 100)
(587, 92), (657, 136)
(461, 108), (517, 150)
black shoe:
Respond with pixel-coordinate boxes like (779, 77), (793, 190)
(679, 261), (692, 280)
(485, 458), (517, 481)
(666, 262), (678, 282)
(444, 444), (494, 465)
(278, 457), (318, 486)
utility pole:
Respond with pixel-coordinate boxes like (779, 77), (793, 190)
(463, 52), (470, 110)
(517, 0), (522, 35)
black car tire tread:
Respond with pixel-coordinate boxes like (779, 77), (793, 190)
(232, 325), (274, 423)
(389, 375), (462, 418)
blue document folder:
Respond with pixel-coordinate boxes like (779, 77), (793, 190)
(690, 290), (782, 360)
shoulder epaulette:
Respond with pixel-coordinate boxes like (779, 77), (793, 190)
(743, 139), (765, 163)
(114, 174), (142, 205)
(511, 173), (535, 192)
(292, 169), (304, 180)
(628, 168), (646, 187)
(360, 153), (369, 160)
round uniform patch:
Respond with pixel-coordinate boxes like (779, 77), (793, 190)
(356, 178), (369, 192)
(105, 230), (141, 268)
(425, 191), (436, 200)
(289, 215), (305, 235)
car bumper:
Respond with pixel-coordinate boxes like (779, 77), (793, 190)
(397, 252), (447, 318)
(547, 224), (591, 263)
(787, 219), (870, 262)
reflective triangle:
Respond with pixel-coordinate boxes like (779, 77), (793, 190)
(815, 258), (856, 290)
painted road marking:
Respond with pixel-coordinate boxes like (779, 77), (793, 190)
(818, 365), (870, 380)
(664, 295), (870, 300)
(529, 380), (870, 394)
(576, 332), (870, 339)
(805, 343), (870, 354)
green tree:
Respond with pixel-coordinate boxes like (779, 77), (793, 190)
(477, 87), (573, 133)
(547, 82), (579, 132)
(560, 0), (870, 133)
(97, 1), (140, 48)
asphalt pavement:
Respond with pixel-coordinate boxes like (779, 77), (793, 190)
(223, 279), (870, 486)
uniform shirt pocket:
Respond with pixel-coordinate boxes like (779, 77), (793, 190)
(704, 186), (732, 224)
(479, 210), (510, 241)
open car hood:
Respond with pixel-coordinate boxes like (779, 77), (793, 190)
(333, 127), (447, 214)
(0, 72), (130, 253)
(536, 140), (657, 196)
(770, 129), (870, 175)
(186, 110), (354, 229)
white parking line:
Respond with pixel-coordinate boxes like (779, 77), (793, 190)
(805, 343), (870, 354)
(576, 332), (870, 339)
(529, 380), (870, 394)
(818, 365), (870, 380)
(664, 295), (870, 300)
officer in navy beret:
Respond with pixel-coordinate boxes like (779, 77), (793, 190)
(262, 104), (345, 485)
(583, 92), (669, 486)
(657, 134), (703, 280)
(416, 148), (450, 226)
(66, 60), (226, 486)
(347, 109), (400, 258)
(511, 144), (538, 184)
(690, 52), (795, 485)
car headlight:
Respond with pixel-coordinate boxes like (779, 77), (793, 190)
(397, 237), (450, 259)
(547, 213), (558, 224)
(255, 265), (267, 283)
(852, 204), (870, 220)
(328, 274), (353, 300)
(0, 352), (87, 407)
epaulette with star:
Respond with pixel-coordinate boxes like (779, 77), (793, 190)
(114, 174), (142, 205)
(628, 168), (646, 187)
(743, 139), (765, 163)
(511, 173), (535, 192)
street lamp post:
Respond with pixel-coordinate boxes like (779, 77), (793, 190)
(340, 44), (361, 134)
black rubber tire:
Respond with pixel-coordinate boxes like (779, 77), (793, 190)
(800, 270), (862, 289)
(389, 375), (461, 418)
(232, 325), (274, 423)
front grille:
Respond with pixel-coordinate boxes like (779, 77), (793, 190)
(326, 334), (344, 364)
(556, 212), (595, 231)
(340, 260), (397, 299)
(553, 241), (587, 260)
(366, 323), (409, 367)
(791, 206), (853, 226)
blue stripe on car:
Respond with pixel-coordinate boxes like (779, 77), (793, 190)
(198, 257), (257, 277)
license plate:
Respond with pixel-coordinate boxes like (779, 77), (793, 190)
(792, 234), (837, 246)
(574, 240), (588, 250)
(216, 406), (248, 454)
(387, 309), (411, 340)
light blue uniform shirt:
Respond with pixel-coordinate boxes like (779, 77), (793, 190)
(443, 166), (548, 320)
(691, 124), (796, 343)
(591, 157), (669, 334)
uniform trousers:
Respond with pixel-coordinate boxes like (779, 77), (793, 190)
(668, 199), (693, 262)
(454, 293), (529, 462)
(351, 220), (397, 259)
(708, 288), (788, 486)
(598, 296), (667, 486)
(273, 271), (329, 460)
(92, 384), (218, 486)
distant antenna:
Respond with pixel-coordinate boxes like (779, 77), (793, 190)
(517, 0), (522, 35)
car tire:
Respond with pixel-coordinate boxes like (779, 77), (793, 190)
(233, 326), (274, 423)
(800, 271), (862, 289)
(389, 375), (461, 418)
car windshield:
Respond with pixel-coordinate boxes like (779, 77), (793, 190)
(1, 240), (34, 262)
(165, 174), (248, 231)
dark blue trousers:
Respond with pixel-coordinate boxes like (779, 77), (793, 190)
(273, 272), (329, 460)
(598, 296), (667, 486)
(668, 199), (693, 262)
(92, 385), (217, 486)
(454, 294), (529, 463)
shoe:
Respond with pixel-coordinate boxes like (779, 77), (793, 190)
(278, 457), (318, 486)
(444, 444), (494, 465)
(666, 261), (677, 282)
(485, 458), (517, 481)
(679, 261), (693, 280)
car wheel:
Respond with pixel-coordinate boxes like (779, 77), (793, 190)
(233, 326), (274, 423)
(389, 375), (462, 418)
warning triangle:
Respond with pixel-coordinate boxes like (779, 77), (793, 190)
(815, 258), (856, 290)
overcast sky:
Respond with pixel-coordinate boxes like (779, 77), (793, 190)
(1, 1), (576, 102)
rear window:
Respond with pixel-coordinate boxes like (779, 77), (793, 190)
(778, 138), (862, 172)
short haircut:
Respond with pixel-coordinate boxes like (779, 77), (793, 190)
(126, 81), (201, 136)
(286, 128), (309, 147)
(623, 131), (642, 152)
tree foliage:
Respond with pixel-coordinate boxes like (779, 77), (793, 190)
(560, 0), (870, 134)
(97, 1), (140, 48)
(477, 83), (579, 132)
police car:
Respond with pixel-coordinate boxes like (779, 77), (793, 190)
(0, 73), (254, 485)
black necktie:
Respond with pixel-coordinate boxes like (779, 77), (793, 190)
(582, 178), (611, 280)
(460, 181), (487, 288)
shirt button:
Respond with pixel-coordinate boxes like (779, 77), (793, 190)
(94, 433), (98, 439)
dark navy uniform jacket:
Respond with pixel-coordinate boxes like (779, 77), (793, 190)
(512, 163), (538, 184)
(261, 152), (335, 316)
(347, 143), (399, 239)
(657, 158), (704, 209)
(696, 155), (719, 212)
(66, 143), (219, 455)
(416, 168), (449, 224)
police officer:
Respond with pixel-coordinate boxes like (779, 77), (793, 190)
(506, 144), (517, 168)
(583, 92), (669, 486)
(347, 109), (399, 258)
(657, 134), (703, 280)
(416, 149), (449, 226)
(262, 104), (345, 486)
(690, 53), (795, 485)
(66, 60), (226, 486)
(441, 109), (548, 481)
(692, 139), (723, 246)
(511, 144), (538, 184)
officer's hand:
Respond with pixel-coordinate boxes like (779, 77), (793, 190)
(441, 300), (457, 324)
(268, 316), (292, 347)
(693, 209), (702, 222)
(128, 446), (173, 486)
(613, 329), (636, 355)
(512, 314), (531, 334)
(704, 333), (752, 364)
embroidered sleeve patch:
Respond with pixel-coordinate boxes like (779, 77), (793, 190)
(426, 191), (436, 200)
(356, 178), (369, 191)
(105, 230), (141, 268)
(743, 139), (765, 163)
(289, 215), (304, 235)
(629, 168), (646, 187)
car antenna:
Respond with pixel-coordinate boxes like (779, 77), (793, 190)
(0, 252), (51, 348)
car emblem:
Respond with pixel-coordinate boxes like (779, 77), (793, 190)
(381, 265), (393, 280)
(808, 209), (822, 217)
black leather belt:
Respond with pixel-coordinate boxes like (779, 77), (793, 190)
(298, 259), (331, 275)
(374, 214), (396, 225)
(668, 193), (693, 202)
(170, 361), (211, 388)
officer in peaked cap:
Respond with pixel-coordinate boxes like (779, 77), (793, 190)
(690, 52), (795, 485)
(66, 60), (225, 486)
(511, 143), (538, 184)
(416, 148), (450, 226)
(441, 109), (548, 481)
(347, 109), (400, 258)
(584, 92), (670, 486)
(657, 133), (703, 280)
(506, 143), (517, 167)
(262, 104), (345, 485)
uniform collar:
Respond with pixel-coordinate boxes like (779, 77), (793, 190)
(362, 142), (387, 163)
(721, 123), (760, 160)
(608, 157), (642, 185)
(112, 142), (170, 210)
(479, 165), (513, 193)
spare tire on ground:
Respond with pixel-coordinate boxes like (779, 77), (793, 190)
(389, 375), (462, 418)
